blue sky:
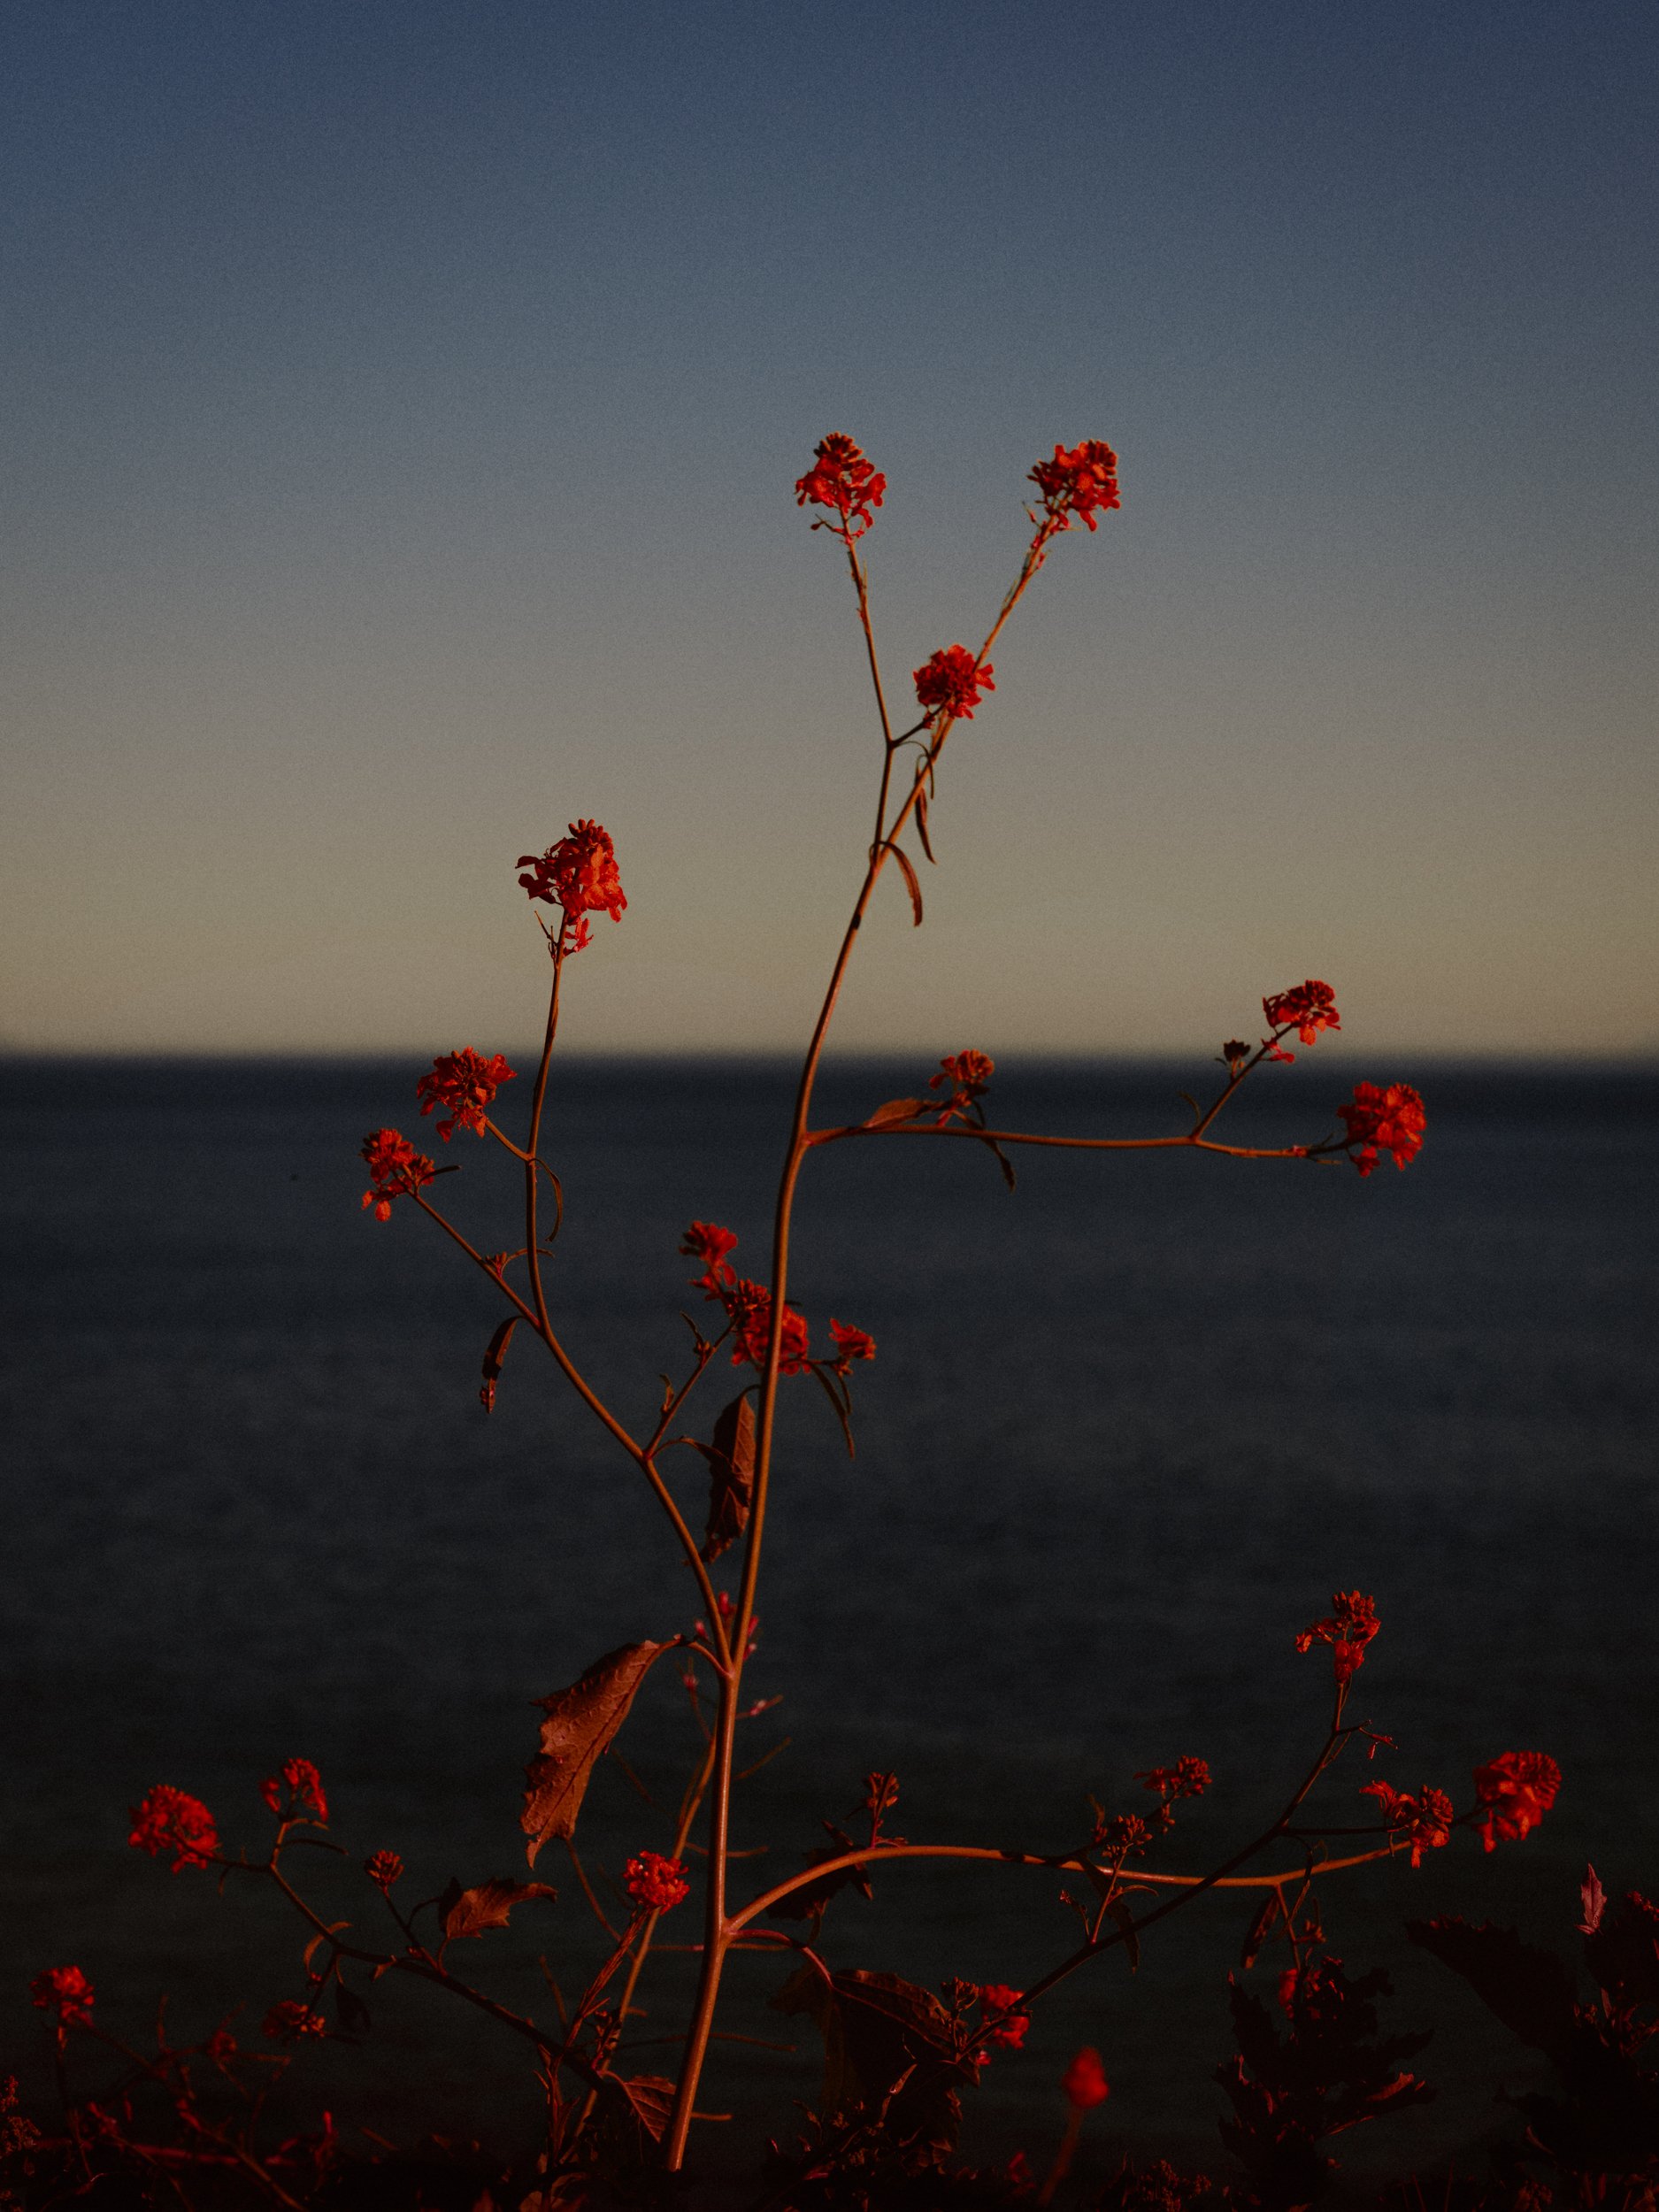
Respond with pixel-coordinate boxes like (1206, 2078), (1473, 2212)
(4, 0), (1655, 1054)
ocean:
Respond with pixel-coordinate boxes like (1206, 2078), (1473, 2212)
(3, 1053), (1655, 2186)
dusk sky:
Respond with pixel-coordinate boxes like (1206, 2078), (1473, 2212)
(4, 0), (1655, 1057)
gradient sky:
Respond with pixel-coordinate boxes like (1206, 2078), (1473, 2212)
(4, 0), (1655, 1056)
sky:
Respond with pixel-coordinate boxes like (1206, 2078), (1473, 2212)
(3, 0), (1655, 1057)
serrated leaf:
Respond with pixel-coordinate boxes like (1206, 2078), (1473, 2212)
(605, 2072), (676, 2147)
(887, 843), (924, 926)
(864, 1097), (927, 1128)
(438, 1876), (558, 1942)
(522, 1642), (673, 1863)
(692, 1394), (755, 1563)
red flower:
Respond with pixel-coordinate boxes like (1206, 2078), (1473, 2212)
(827, 1318), (877, 1374)
(1136, 1756), (1211, 1801)
(1336, 1083), (1426, 1177)
(681, 1220), (739, 1296)
(1294, 1591), (1380, 1687)
(1028, 440), (1121, 532)
(364, 1851), (403, 1889)
(1262, 979), (1341, 1049)
(979, 1984), (1031, 2049)
(128, 1785), (219, 1871)
(30, 1966), (94, 2028)
(517, 820), (627, 938)
(795, 433), (887, 539)
(625, 1850), (691, 1914)
(913, 646), (995, 724)
(724, 1278), (811, 1373)
(359, 1128), (437, 1221)
(931, 1049), (995, 1094)
(260, 1758), (328, 1824)
(1361, 1780), (1455, 1867)
(1472, 1752), (1561, 1851)
(1062, 2047), (1111, 2109)
(1093, 1811), (1150, 1856)
(261, 2001), (326, 2044)
(416, 1049), (517, 1142)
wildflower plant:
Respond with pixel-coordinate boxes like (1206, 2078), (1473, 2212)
(14, 434), (1582, 2208)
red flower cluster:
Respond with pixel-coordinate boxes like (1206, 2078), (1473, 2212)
(1136, 1756), (1211, 1801)
(1262, 979), (1341, 1048)
(679, 1223), (815, 1372)
(828, 1318), (877, 1375)
(261, 2001), (326, 2044)
(1062, 2047), (1111, 2109)
(727, 1279), (812, 1374)
(1472, 1751), (1561, 1851)
(416, 1048), (516, 1142)
(1094, 1812), (1151, 1857)
(1361, 1780), (1455, 1867)
(364, 1850), (403, 1889)
(517, 820), (627, 948)
(913, 646), (995, 724)
(929, 1048), (995, 1124)
(29, 1965), (94, 2027)
(795, 434), (887, 539)
(1294, 1591), (1380, 1687)
(261, 1757), (328, 1824)
(1029, 440), (1121, 531)
(128, 1785), (219, 1872)
(1336, 1082), (1426, 1177)
(625, 1850), (691, 1913)
(978, 1984), (1031, 2049)
(360, 1129), (437, 1221)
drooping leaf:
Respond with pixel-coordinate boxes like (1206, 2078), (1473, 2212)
(1407, 1916), (1577, 2056)
(1102, 1894), (1141, 1971)
(1240, 1891), (1282, 1971)
(768, 1821), (873, 1924)
(810, 1363), (856, 1458)
(480, 1317), (517, 1413)
(692, 1394), (755, 1563)
(522, 1642), (673, 1863)
(915, 788), (936, 864)
(863, 1097), (927, 1129)
(332, 1979), (372, 2035)
(1579, 1863), (1607, 1936)
(439, 1876), (558, 1942)
(887, 842), (924, 926)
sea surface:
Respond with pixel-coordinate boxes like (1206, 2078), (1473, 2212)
(2, 1054), (1655, 2186)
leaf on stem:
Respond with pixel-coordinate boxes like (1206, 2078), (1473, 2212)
(1240, 1891), (1283, 1971)
(863, 1097), (928, 1128)
(480, 1317), (517, 1414)
(768, 1821), (874, 1924)
(774, 1965), (962, 2146)
(438, 1876), (557, 1942)
(1407, 1916), (1577, 2058)
(691, 1394), (756, 1563)
(887, 842), (925, 926)
(332, 1980), (372, 2035)
(600, 2072), (677, 2150)
(522, 1641), (674, 1863)
(915, 789), (936, 864)
(810, 1364), (856, 1458)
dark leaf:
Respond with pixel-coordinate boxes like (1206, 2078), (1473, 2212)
(604, 2073), (676, 2147)
(693, 1394), (756, 1563)
(768, 1821), (873, 1924)
(1583, 1888), (1659, 2008)
(914, 790), (936, 864)
(1103, 1894), (1141, 1971)
(1407, 1916), (1577, 2056)
(863, 1097), (927, 1128)
(522, 1642), (673, 1863)
(887, 842), (924, 926)
(332, 1980), (372, 2036)
(480, 1318), (518, 1414)
(810, 1363), (856, 1458)
(439, 1876), (558, 1942)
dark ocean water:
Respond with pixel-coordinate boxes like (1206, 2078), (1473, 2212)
(2, 1054), (1655, 2185)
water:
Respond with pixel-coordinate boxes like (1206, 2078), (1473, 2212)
(2, 1054), (1655, 2187)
